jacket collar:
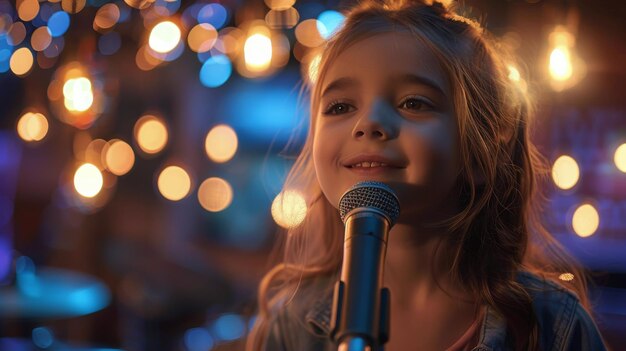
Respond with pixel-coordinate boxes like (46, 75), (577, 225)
(304, 293), (507, 350)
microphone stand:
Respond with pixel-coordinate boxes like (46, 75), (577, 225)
(330, 211), (391, 351)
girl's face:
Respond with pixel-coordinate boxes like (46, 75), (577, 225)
(312, 31), (461, 219)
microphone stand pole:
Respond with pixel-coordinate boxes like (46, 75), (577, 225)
(330, 212), (391, 351)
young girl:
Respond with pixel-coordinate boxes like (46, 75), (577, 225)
(247, 0), (608, 350)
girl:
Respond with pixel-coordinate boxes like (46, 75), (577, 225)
(248, 0), (608, 350)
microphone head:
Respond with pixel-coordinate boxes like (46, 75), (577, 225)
(339, 181), (400, 226)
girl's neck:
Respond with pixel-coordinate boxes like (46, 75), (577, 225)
(383, 222), (463, 307)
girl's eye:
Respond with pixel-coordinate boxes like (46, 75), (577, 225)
(324, 101), (355, 115)
(399, 97), (433, 111)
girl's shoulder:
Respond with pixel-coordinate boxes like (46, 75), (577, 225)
(512, 270), (608, 351)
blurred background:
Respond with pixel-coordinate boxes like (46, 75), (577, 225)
(0, 0), (625, 350)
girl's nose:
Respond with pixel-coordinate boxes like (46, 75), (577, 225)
(352, 99), (399, 141)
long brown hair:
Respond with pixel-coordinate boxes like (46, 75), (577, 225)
(247, 1), (590, 350)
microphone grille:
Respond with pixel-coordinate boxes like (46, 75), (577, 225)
(339, 181), (400, 225)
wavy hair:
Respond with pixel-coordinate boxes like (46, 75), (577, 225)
(247, 1), (590, 350)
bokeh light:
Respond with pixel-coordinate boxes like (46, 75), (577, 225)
(212, 314), (245, 341)
(184, 327), (214, 351)
(559, 273), (575, 281)
(295, 19), (324, 48)
(63, 77), (94, 112)
(265, 7), (299, 29)
(93, 3), (121, 32)
(8, 21), (26, 46)
(205, 124), (238, 163)
(244, 31), (272, 72)
(271, 190), (307, 229)
(124, 0), (155, 10)
(134, 115), (168, 154)
(549, 45), (573, 81)
(48, 11), (70, 37)
(16, 112), (49, 142)
(148, 20), (181, 54)
(157, 165), (191, 201)
(84, 138), (107, 169)
(264, 0), (295, 10)
(551, 155), (579, 190)
(197, 177), (233, 212)
(572, 203), (599, 238)
(316, 10), (344, 39)
(31, 26), (52, 51)
(197, 3), (228, 29)
(614, 143), (626, 173)
(17, 0), (39, 22)
(31, 327), (54, 349)
(199, 54), (232, 88)
(74, 163), (104, 198)
(187, 23), (217, 53)
(10, 47), (33, 76)
(103, 139), (135, 176)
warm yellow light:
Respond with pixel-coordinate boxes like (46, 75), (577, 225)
(74, 163), (104, 198)
(93, 3), (121, 32)
(558, 273), (574, 281)
(31, 26), (52, 51)
(84, 138), (107, 169)
(507, 65), (521, 82)
(549, 46), (573, 82)
(17, 0), (39, 22)
(16, 112), (48, 142)
(149, 21), (181, 54)
(135, 115), (168, 154)
(63, 77), (94, 112)
(244, 33), (272, 72)
(572, 204), (599, 238)
(614, 143), (626, 173)
(307, 53), (322, 85)
(157, 165), (191, 201)
(205, 124), (238, 163)
(295, 19), (324, 48)
(551, 155), (579, 190)
(271, 190), (307, 229)
(264, 0), (295, 10)
(187, 23), (218, 53)
(197, 177), (233, 212)
(10, 47), (33, 76)
(104, 139), (135, 176)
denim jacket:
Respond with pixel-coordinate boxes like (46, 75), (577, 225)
(263, 271), (608, 350)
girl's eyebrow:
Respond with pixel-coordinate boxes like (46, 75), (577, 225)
(321, 73), (446, 98)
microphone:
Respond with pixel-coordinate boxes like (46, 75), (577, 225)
(330, 181), (400, 351)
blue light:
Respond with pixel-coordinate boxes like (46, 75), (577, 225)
(220, 76), (305, 142)
(0, 48), (10, 73)
(32, 327), (54, 348)
(197, 4), (228, 29)
(48, 11), (70, 37)
(118, 2), (131, 22)
(212, 314), (245, 341)
(98, 32), (121, 56)
(199, 54), (232, 88)
(317, 10), (345, 39)
(183, 327), (214, 351)
(182, 3), (204, 28)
